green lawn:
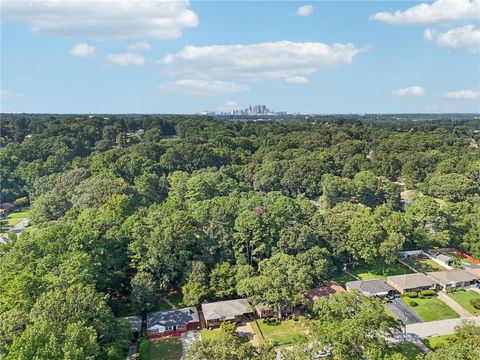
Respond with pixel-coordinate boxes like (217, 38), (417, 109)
(254, 319), (306, 346)
(447, 290), (480, 315)
(388, 343), (423, 360)
(7, 209), (30, 219)
(148, 338), (182, 360)
(403, 258), (448, 273)
(334, 261), (411, 284)
(350, 261), (411, 280)
(200, 329), (222, 341)
(423, 334), (456, 350)
(404, 296), (459, 322)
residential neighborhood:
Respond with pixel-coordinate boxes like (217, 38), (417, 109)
(120, 247), (480, 360)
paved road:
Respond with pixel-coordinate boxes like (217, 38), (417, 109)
(386, 298), (423, 325)
(437, 291), (471, 318)
(0, 219), (29, 244)
(406, 316), (480, 338)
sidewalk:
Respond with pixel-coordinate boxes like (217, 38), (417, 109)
(437, 291), (471, 318)
(406, 316), (480, 338)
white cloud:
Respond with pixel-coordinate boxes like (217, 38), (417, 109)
(157, 79), (249, 96)
(296, 5), (314, 17)
(160, 41), (362, 81)
(226, 100), (238, 107)
(424, 25), (480, 53)
(70, 43), (96, 58)
(393, 86), (426, 97)
(286, 76), (310, 84)
(371, 0), (480, 25)
(445, 89), (480, 99)
(105, 53), (145, 66)
(127, 41), (152, 52)
(1, 0), (198, 39)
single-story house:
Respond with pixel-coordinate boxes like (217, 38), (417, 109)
(387, 273), (437, 294)
(436, 254), (454, 267)
(146, 307), (199, 339)
(124, 315), (142, 341)
(201, 298), (251, 328)
(345, 279), (396, 298)
(466, 267), (480, 279)
(427, 270), (477, 289)
(305, 282), (346, 304)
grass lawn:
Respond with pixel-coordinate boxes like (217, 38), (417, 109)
(150, 298), (174, 312)
(7, 209), (30, 219)
(148, 338), (182, 360)
(6, 219), (21, 226)
(447, 290), (480, 315)
(403, 258), (448, 273)
(254, 319), (306, 346)
(333, 271), (357, 285)
(350, 261), (411, 280)
(404, 296), (459, 322)
(201, 329), (222, 341)
(388, 343), (423, 360)
(423, 334), (456, 350)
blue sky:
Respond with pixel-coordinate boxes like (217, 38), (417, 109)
(1, 0), (479, 114)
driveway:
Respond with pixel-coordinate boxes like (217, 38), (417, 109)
(181, 330), (200, 356)
(406, 316), (480, 338)
(386, 299), (423, 325)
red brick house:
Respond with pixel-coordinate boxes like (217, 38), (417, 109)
(146, 307), (199, 339)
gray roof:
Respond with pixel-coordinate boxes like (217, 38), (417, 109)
(427, 270), (477, 285)
(125, 315), (142, 332)
(147, 307), (199, 330)
(388, 273), (435, 290)
(346, 279), (395, 296)
(201, 299), (251, 321)
(436, 255), (453, 263)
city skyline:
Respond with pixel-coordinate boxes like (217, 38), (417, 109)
(1, 0), (479, 114)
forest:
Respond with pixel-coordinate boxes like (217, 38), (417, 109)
(0, 114), (479, 359)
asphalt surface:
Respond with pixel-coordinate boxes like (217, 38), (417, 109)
(386, 298), (423, 325)
(406, 316), (480, 338)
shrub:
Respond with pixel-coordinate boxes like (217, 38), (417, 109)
(406, 299), (418, 307)
(138, 338), (149, 360)
(403, 291), (418, 298)
(420, 289), (436, 297)
(470, 298), (480, 310)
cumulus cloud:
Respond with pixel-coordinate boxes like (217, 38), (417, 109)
(127, 41), (152, 52)
(445, 89), (480, 99)
(157, 79), (249, 96)
(105, 53), (145, 66)
(1, 0), (198, 39)
(286, 76), (310, 84)
(70, 43), (96, 58)
(370, 0), (480, 25)
(160, 41), (362, 81)
(424, 25), (480, 53)
(296, 5), (314, 17)
(393, 86), (425, 97)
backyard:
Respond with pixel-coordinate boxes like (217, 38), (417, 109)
(403, 258), (448, 273)
(388, 343), (423, 360)
(148, 338), (182, 360)
(403, 296), (459, 322)
(447, 290), (480, 315)
(253, 319), (307, 346)
(334, 261), (411, 284)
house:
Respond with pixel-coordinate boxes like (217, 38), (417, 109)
(124, 315), (142, 341)
(146, 307), (199, 339)
(345, 279), (396, 298)
(387, 273), (437, 294)
(201, 299), (251, 328)
(0, 203), (14, 217)
(255, 302), (294, 318)
(305, 282), (346, 304)
(436, 254), (454, 267)
(427, 270), (477, 290)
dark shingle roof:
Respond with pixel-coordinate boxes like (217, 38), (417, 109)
(147, 307), (199, 330)
(346, 279), (395, 296)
